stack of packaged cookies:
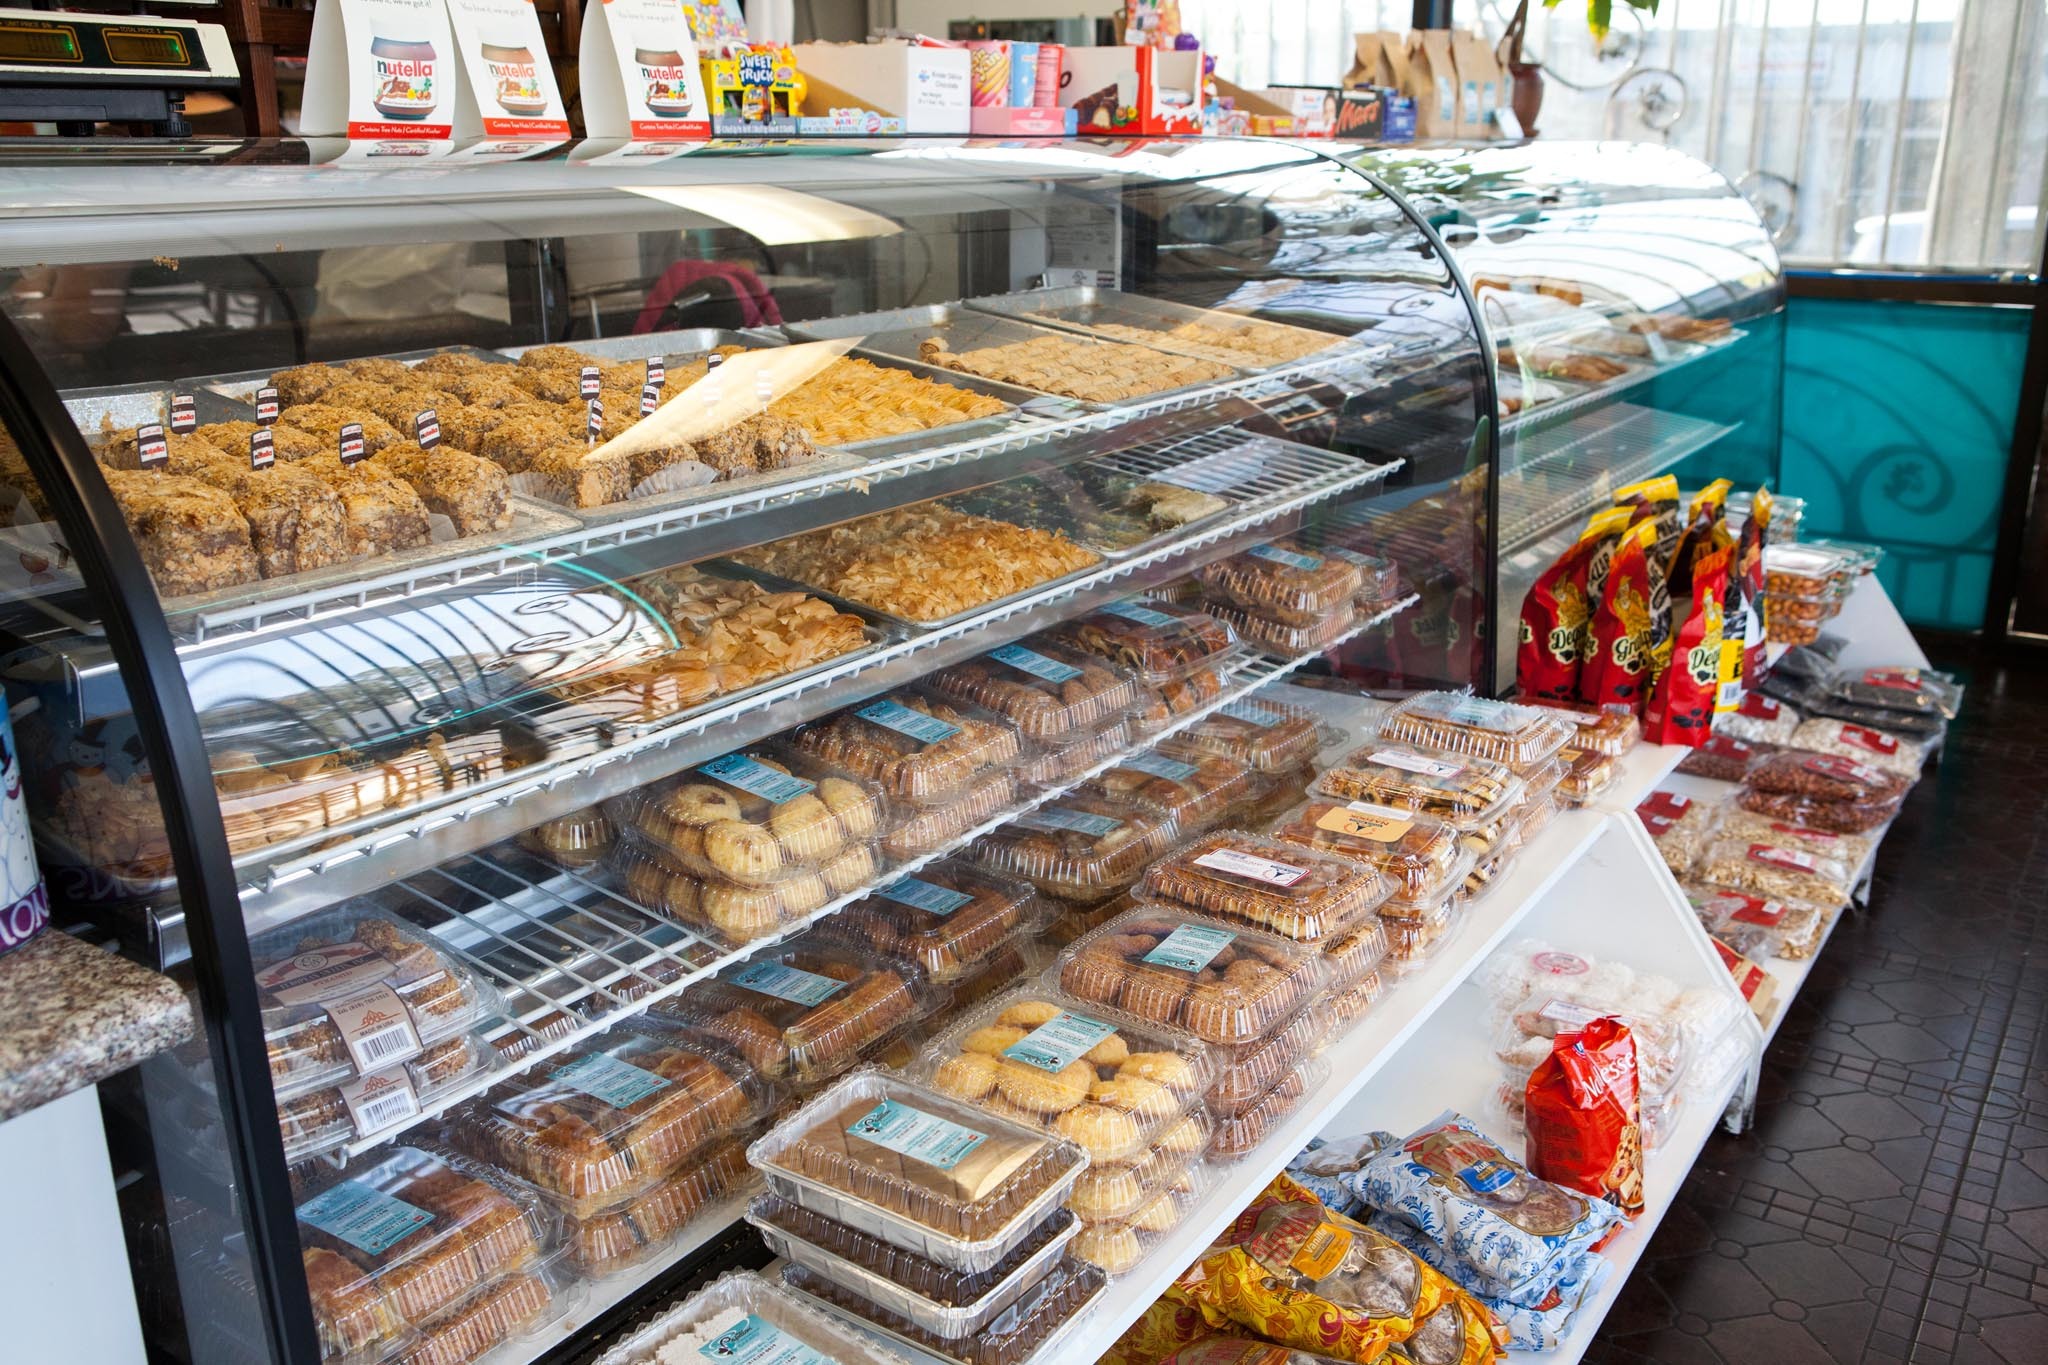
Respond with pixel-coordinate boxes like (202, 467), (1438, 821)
(1052, 599), (1244, 740)
(1194, 538), (1371, 656)
(929, 635), (1143, 794)
(1155, 695), (1325, 833)
(747, 1069), (1108, 1364)
(593, 1269), (908, 1365)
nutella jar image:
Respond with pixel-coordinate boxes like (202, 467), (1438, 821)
(634, 47), (696, 117)
(481, 41), (548, 117)
(369, 35), (438, 121)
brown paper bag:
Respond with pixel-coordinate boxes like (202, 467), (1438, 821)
(1451, 30), (1499, 137)
(1409, 30), (1457, 137)
(1344, 33), (1384, 89)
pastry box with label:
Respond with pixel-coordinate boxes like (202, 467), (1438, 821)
(925, 635), (1142, 739)
(1049, 598), (1242, 687)
(814, 859), (1045, 985)
(1078, 749), (1254, 835)
(1134, 829), (1393, 944)
(1374, 691), (1576, 773)
(780, 1255), (1108, 1365)
(1156, 695), (1321, 772)
(607, 830), (875, 950)
(1055, 906), (1325, 1044)
(1312, 740), (1526, 832)
(1272, 799), (1474, 910)
(278, 1030), (495, 1163)
(789, 688), (1027, 807)
(1195, 539), (1365, 625)
(970, 791), (1180, 904)
(591, 1269), (909, 1365)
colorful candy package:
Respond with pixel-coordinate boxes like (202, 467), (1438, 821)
(1514, 512), (1619, 702)
(1667, 479), (1733, 595)
(1579, 520), (1658, 709)
(1523, 1016), (1646, 1216)
(1644, 545), (1731, 745)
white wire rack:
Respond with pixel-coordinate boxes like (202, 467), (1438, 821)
(335, 598), (1416, 1158)
(1499, 404), (1738, 553)
(225, 428), (1401, 941)
(1501, 328), (1744, 440)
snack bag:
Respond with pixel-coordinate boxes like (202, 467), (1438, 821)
(1514, 517), (1606, 701)
(1344, 1111), (1624, 1299)
(1524, 1017), (1646, 1216)
(1164, 1336), (1358, 1364)
(1174, 1172), (1502, 1365)
(1104, 1296), (1220, 1365)
(1579, 520), (1658, 709)
(1577, 507), (1631, 611)
(1611, 474), (1681, 566)
(1667, 479), (1733, 595)
(1735, 488), (1773, 684)
(1643, 545), (1731, 746)
(1367, 1214), (1613, 1351)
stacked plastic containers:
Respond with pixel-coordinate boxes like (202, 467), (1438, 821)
(605, 744), (890, 946)
(1050, 598), (1244, 738)
(1194, 538), (1368, 657)
(1512, 697), (1643, 807)
(438, 1020), (777, 1284)
(253, 905), (503, 1163)
(746, 1069), (1108, 1364)
(1761, 541), (1877, 644)
(813, 858), (1048, 988)
(926, 636), (1141, 794)
(592, 1270), (909, 1365)
(969, 780), (1182, 936)
(1159, 695), (1326, 833)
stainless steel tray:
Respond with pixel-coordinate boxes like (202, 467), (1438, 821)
(937, 459), (1239, 563)
(61, 381), (246, 438)
(779, 1263), (1108, 1365)
(496, 326), (786, 364)
(522, 447), (872, 527)
(966, 284), (1362, 377)
(785, 301), (1240, 412)
(194, 344), (514, 408)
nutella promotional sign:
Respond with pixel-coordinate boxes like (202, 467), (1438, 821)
(303, 0), (458, 139)
(580, 0), (712, 139)
(445, 0), (570, 138)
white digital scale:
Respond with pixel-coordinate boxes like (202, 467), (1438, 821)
(0, 6), (239, 134)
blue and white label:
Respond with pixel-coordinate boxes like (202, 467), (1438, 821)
(695, 1314), (830, 1365)
(1142, 923), (1239, 972)
(296, 1180), (433, 1256)
(1219, 701), (1284, 729)
(1016, 806), (1124, 837)
(878, 876), (975, 917)
(856, 699), (961, 745)
(1120, 752), (1199, 782)
(1100, 601), (1176, 629)
(988, 643), (1083, 684)
(553, 1051), (673, 1109)
(1002, 1010), (1119, 1072)
(846, 1099), (987, 1170)
(1247, 543), (1324, 572)
(729, 960), (846, 1008)
(697, 753), (815, 805)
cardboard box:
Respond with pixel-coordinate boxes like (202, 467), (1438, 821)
(1262, 85), (1344, 137)
(1208, 77), (1300, 137)
(793, 39), (969, 134)
(969, 105), (1075, 135)
(1408, 30), (1458, 138)
(1059, 44), (1202, 136)
(702, 45), (802, 136)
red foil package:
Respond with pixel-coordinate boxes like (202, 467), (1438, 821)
(1668, 479), (1733, 596)
(1644, 546), (1731, 745)
(1515, 510), (1627, 702)
(1524, 1016), (1646, 1217)
(1580, 520), (1658, 710)
(1735, 489), (1773, 684)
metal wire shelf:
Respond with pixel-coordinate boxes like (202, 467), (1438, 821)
(1500, 326), (1745, 439)
(1499, 404), (1738, 553)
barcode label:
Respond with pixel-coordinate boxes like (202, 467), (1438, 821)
(340, 1070), (422, 1138)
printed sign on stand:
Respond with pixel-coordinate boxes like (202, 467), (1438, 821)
(580, 0), (712, 140)
(302, 0), (459, 139)
(444, 0), (570, 139)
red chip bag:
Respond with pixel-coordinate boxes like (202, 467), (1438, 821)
(1515, 528), (1600, 701)
(1579, 521), (1658, 709)
(1644, 545), (1732, 745)
(1524, 1016), (1645, 1217)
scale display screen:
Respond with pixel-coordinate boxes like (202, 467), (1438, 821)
(0, 16), (203, 72)
(104, 30), (191, 66)
(0, 23), (82, 63)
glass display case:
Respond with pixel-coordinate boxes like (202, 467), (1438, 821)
(0, 134), (1777, 1365)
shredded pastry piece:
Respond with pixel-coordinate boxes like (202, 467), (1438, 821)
(916, 332), (1234, 404)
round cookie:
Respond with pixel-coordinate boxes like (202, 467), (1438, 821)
(703, 821), (782, 882)
(996, 1058), (1092, 1114)
(1118, 1051), (1198, 1092)
(961, 1026), (1027, 1056)
(995, 999), (1063, 1029)
(1072, 1223), (1144, 1275)
(931, 1052), (998, 1102)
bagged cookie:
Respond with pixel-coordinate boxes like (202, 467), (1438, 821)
(1367, 1214), (1611, 1352)
(1523, 1016), (1646, 1216)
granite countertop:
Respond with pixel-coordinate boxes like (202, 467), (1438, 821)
(0, 929), (193, 1124)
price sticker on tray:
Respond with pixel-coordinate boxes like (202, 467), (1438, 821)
(694, 1316), (832, 1365)
(697, 753), (815, 805)
(1002, 1010), (1119, 1073)
(1316, 800), (1415, 842)
(1246, 543), (1324, 572)
(323, 982), (422, 1072)
(1368, 747), (1465, 779)
(1099, 601), (1176, 629)
(1839, 724), (1899, 756)
(878, 877), (974, 917)
(1120, 752), (1198, 782)
(988, 643), (1082, 684)
(1193, 845), (1310, 886)
(339, 1067), (423, 1139)
(1747, 843), (1818, 873)
(728, 960), (846, 1008)
(296, 1179), (434, 1256)
(553, 1051), (671, 1108)
(855, 699), (960, 745)
(1218, 700), (1284, 729)
(1142, 922), (1238, 972)
(846, 1099), (986, 1170)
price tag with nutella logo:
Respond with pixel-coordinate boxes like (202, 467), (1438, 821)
(1802, 754), (1886, 787)
(580, 366), (602, 399)
(1747, 843), (1818, 873)
(1738, 692), (1780, 720)
(338, 422), (368, 465)
(1315, 801), (1414, 842)
(135, 423), (169, 470)
(1839, 724), (1898, 756)
(414, 409), (440, 449)
(340, 1067), (423, 1138)
(586, 397), (604, 442)
(640, 385), (660, 417)
(168, 394), (197, 434)
(646, 356), (665, 388)
(248, 429), (275, 470)
(255, 386), (280, 425)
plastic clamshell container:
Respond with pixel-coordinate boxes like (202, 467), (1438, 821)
(1015, 717), (1132, 792)
(385, 1255), (578, 1365)
(447, 1021), (775, 1219)
(747, 1069), (1090, 1273)
(914, 985), (1215, 1165)
(1158, 696), (1321, 772)
(926, 638), (1142, 739)
(1766, 586), (1846, 624)
(884, 771), (1021, 863)
(1327, 966), (1387, 1035)
(780, 1257), (1108, 1365)
(818, 860), (1045, 985)
(1134, 829), (1393, 943)
(563, 1132), (757, 1282)
(1694, 838), (1855, 907)
(1375, 692), (1576, 773)
(1203, 600), (1361, 657)
(1323, 545), (1403, 607)
(1209, 1059), (1326, 1158)
(609, 835), (839, 948)
(1312, 741), (1525, 831)
(590, 1269), (911, 1365)
(1763, 542), (1862, 596)
(1055, 907), (1325, 1045)
(1071, 1167), (1206, 1276)
(1195, 540), (1364, 626)
(747, 1195), (1081, 1340)
(1743, 750), (1911, 805)
(790, 689), (1025, 808)
(1065, 1109), (1211, 1219)
(1230, 760), (1318, 831)
(1557, 703), (1643, 758)
(279, 1030), (496, 1163)
(971, 792), (1179, 904)
(253, 904), (499, 1101)
(653, 936), (941, 1085)
(293, 1144), (557, 1363)
(1051, 598), (1242, 688)
(1556, 746), (1620, 807)
(1383, 895), (1462, 971)
(1206, 1003), (1332, 1115)
(1272, 799), (1474, 909)
(1080, 749), (1254, 835)
(608, 747), (885, 887)
(515, 806), (617, 870)
(1126, 665), (1232, 738)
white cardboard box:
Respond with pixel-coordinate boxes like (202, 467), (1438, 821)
(791, 40), (970, 134)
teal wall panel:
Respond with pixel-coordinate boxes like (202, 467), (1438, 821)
(1778, 296), (2030, 631)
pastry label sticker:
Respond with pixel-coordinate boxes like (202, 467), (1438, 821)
(414, 409), (441, 449)
(580, 365), (602, 399)
(553, 1051), (672, 1108)
(1142, 923), (1238, 972)
(1099, 601), (1176, 629)
(168, 394), (197, 434)
(728, 960), (846, 1008)
(1015, 806), (1123, 837)
(695, 1314), (831, 1365)
(697, 753), (814, 805)
(1532, 950), (1593, 976)
(1747, 843), (1818, 873)
(1246, 543), (1324, 572)
(1802, 754), (1886, 787)
(338, 423), (368, 464)
(248, 429), (275, 470)
(855, 699), (960, 746)
(646, 356), (665, 389)
(255, 386), (280, 424)
(1367, 747), (1465, 779)
(1861, 667), (1921, 690)
(1121, 752), (1198, 782)
(1770, 821), (1836, 843)
(1534, 997), (1613, 1032)
(846, 1099), (987, 1170)
(326, 982), (423, 1073)
(259, 940), (402, 1007)
(1436, 696), (1509, 727)
(1316, 801), (1415, 843)
(1002, 1009), (1119, 1072)
(988, 643), (1083, 684)
(1218, 701), (1284, 729)
(1193, 846), (1310, 887)
(1728, 896), (1788, 926)
(297, 1179), (434, 1256)
(1738, 692), (1780, 719)
(135, 424), (168, 469)
(1635, 791), (1691, 835)
(877, 877), (974, 917)
(1839, 724), (1899, 755)
(1289, 1220), (1356, 1280)
(640, 385), (659, 417)
(339, 1067), (422, 1138)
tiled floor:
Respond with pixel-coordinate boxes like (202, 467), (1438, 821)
(1589, 637), (2048, 1365)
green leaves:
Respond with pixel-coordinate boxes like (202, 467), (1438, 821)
(1541, 0), (1658, 40)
